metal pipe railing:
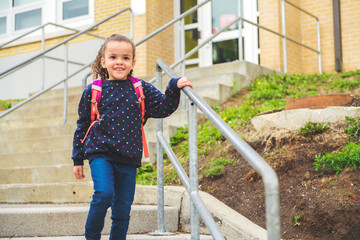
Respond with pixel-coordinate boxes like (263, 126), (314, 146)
(155, 61), (225, 240)
(82, 0), (212, 88)
(0, 7), (133, 120)
(282, 0), (321, 73)
(0, 7), (133, 79)
(146, 2), (321, 86)
(0, 22), (105, 49)
(155, 58), (281, 240)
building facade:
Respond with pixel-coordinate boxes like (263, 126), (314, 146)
(0, 0), (359, 99)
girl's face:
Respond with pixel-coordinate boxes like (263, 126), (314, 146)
(101, 40), (135, 80)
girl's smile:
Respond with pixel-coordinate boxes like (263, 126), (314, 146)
(101, 41), (135, 80)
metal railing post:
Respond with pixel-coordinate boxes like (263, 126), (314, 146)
(189, 99), (199, 240)
(150, 63), (175, 236)
(155, 64), (165, 233)
(180, 19), (187, 110)
(63, 42), (69, 124)
(281, 0), (287, 73)
(239, 0), (243, 61)
(317, 19), (322, 73)
(130, 9), (134, 40)
(41, 26), (45, 90)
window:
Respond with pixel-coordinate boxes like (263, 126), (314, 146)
(0, 17), (6, 34)
(0, 0), (94, 44)
(62, 0), (89, 20)
(15, 8), (42, 30)
(0, 0), (43, 36)
(13, 0), (40, 7)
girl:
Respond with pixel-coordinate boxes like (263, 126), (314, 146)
(72, 34), (192, 240)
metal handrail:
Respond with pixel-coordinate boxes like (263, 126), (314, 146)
(0, 22), (105, 49)
(0, 7), (133, 119)
(0, 7), (133, 79)
(282, 0), (321, 73)
(143, 1), (320, 86)
(155, 59), (280, 240)
(82, 0), (212, 88)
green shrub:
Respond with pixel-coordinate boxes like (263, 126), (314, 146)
(202, 157), (236, 178)
(314, 140), (360, 174)
(136, 163), (157, 185)
(170, 126), (188, 146)
(298, 122), (330, 135)
(345, 116), (360, 139)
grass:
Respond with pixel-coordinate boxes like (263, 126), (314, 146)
(136, 69), (360, 185)
(298, 122), (330, 135)
(314, 140), (360, 174)
(0, 99), (24, 111)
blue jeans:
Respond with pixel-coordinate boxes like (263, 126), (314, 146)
(85, 156), (137, 240)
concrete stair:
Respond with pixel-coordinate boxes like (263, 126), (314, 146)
(0, 204), (179, 237)
(0, 61), (273, 239)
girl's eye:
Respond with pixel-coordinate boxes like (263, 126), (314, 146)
(110, 56), (116, 59)
(124, 57), (130, 60)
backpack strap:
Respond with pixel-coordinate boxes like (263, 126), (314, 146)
(80, 79), (104, 143)
(90, 79), (104, 122)
(129, 77), (149, 158)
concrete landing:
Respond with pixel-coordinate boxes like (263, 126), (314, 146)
(251, 106), (360, 131)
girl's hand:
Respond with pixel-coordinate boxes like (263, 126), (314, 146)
(73, 165), (85, 179)
(177, 77), (193, 89)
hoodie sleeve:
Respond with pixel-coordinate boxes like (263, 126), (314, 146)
(71, 84), (92, 166)
(143, 77), (181, 120)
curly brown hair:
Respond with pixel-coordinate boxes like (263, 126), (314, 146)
(91, 34), (136, 80)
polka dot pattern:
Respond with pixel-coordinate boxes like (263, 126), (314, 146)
(72, 78), (181, 167)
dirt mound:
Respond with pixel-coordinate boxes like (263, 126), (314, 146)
(199, 123), (360, 240)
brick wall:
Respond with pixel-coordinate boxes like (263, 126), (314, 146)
(144, 0), (174, 76)
(259, 0), (359, 74)
(2, 1), (358, 75)
(338, 0), (360, 72)
(0, 0), (174, 79)
(258, 0), (283, 72)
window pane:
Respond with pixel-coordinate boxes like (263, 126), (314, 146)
(0, 17), (6, 34)
(0, 0), (10, 10)
(185, 29), (199, 59)
(15, 8), (41, 30)
(212, 39), (239, 64)
(212, 0), (238, 34)
(181, 0), (197, 25)
(13, 0), (40, 7)
(63, 0), (88, 20)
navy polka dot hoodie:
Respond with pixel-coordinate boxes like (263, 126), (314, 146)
(72, 77), (181, 167)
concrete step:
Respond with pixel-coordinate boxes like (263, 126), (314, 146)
(29, 86), (83, 99)
(186, 61), (274, 86)
(0, 149), (72, 169)
(0, 135), (73, 153)
(0, 181), (93, 203)
(0, 113), (78, 129)
(0, 164), (88, 184)
(0, 204), (178, 237)
(0, 124), (76, 142)
(1, 102), (79, 120)
(191, 72), (245, 89)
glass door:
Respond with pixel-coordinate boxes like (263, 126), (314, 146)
(178, 0), (259, 68)
(180, 0), (200, 68)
